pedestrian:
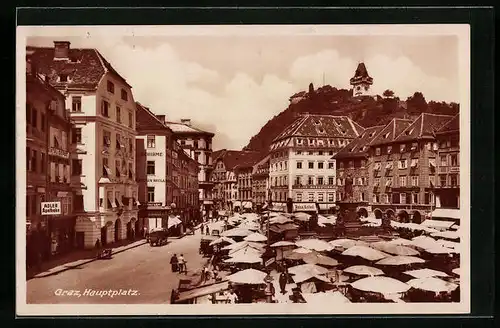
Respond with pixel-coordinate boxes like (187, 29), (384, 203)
(201, 223), (205, 235)
(279, 270), (288, 294)
(170, 254), (179, 272)
(205, 225), (210, 235)
(226, 289), (238, 304)
(212, 267), (219, 281)
(178, 254), (187, 274)
(94, 238), (101, 258)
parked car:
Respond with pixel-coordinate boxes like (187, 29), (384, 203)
(149, 228), (168, 246)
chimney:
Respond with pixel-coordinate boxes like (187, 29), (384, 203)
(156, 115), (166, 123)
(180, 119), (191, 126)
(54, 41), (71, 59)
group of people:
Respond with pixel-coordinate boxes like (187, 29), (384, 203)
(201, 265), (220, 283)
(169, 254), (188, 274)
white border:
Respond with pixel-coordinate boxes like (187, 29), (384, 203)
(16, 24), (471, 316)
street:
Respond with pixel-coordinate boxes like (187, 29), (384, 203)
(26, 232), (206, 304)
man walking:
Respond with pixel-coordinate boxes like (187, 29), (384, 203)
(170, 254), (179, 272)
(178, 254), (187, 274)
(279, 269), (289, 294)
(205, 225), (210, 236)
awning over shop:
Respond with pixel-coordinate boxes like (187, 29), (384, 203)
(430, 208), (461, 220)
(168, 216), (182, 229)
(175, 281), (229, 303)
(421, 219), (456, 229)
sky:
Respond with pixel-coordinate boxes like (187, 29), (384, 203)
(25, 27), (461, 150)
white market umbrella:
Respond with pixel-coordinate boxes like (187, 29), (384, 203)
(376, 255), (426, 266)
(209, 236), (236, 246)
(342, 245), (389, 261)
(167, 216), (182, 229)
(301, 291), (351, 304)
(330, 238), (369, 250)
(436, 240), (460, 250)
(293, 247), (313, 254)
(404, 268), (449, 279)
(243, 232), (268, 242)
(270, 216), (293, 225)
(407, 277), (459, 293)
(351, 276), (410, 294)
(229, 246), (264, 258)
(296, 239), (333, 252)
(288, 263), (330, 283)
(452, 268), (460, 276)
(344, 265), (384, 277)
(431, 230), (460, 240)
(317, 214), (336, 227)
(221, 227), (253, 237)
(302, 252), (339, 267)
(224, 254), (263, 264)
(222, 241), (264, 251)
(270, 241), (295, 248)
(424, 246), (459, 255)
(227, 268), (267, 285)
(411, 236), (440, 249)
(370, 242), (420, 256)
(293, 212), (312, 221)
(388, 238), (414, 246)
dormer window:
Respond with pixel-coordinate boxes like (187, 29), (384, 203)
(383, 132), (390, 139)
(314, 120), (321, 125)
(59, 74), (68, 82)
(387, 146), (392, 154)
(400, 144), (406, 152)
(318, 128), (325, 134)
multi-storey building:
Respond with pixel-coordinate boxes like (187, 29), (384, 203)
(166, 119), (215, 218)
(135, 102), (174, 233)
(234, 154), (263, 212)
(334, 125), (385, 216)
(269, 114), (364, 213)
(368, 114), (454, 223)
(26, 50), (74, 262)
(252, 154), (270, 210)
(432, 113), (460, 221)
(29, 41), (139, 249)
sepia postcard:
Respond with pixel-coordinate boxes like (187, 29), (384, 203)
(16, 24), (470, 316)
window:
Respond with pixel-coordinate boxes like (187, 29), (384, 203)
(411, 176), (419, 187)
(328, 193), (334, 202)
(121, 89), (128, 101)
(387, 146), (392, 154)
(295, 176), (302, 186)
(72, 159), (82, 176)
(308, 176), (314, 185)
(399, 176), (407, 187)
(375, 148), (381, 156)
(400, 193), (406, 204)
(318, 151), (323, 155)
(318, 162), (324, 169)
(72, 96), (82, 112)
(440, 155), (448, 167)
(72, 127), (82, 144)
(147, 135), (156, 148)
(308, 193), (314, 202)
(400, 144), (406, 153)
(115, 160), (121, 177)
(308, 162), (314, 169)
(296, 161), (302, 169)
(101, 100), (110, 117)
(147, 187), (155, 202)
(411, 158), (419, 168)
(106, 191), (114, 209)
(107, 81), (115, 93)
(328, 176), (334, 185)
(429, 176), (435, 187)
(128, 111), (133, 128)
(339, 162), (344, 169)
(328, 162), (334, 169)
(361, 160), (366, 168)
(296, 150), (302, 155)
(32, 108), (38, 129)
(450, 174), (458, 187)
(412, 193), (419, 204)
(440, 175), (447, 187)
(318, 193), (324, 202)
(116, 106), (121, 123)
(398, 159), (408, 169)
(308, 151), (314, 155)
(31, 150), (37, 172)
(116, 134), (123, 150)
(450, 154), (458, 166)
(385, 177), (393, 187)
(147, 161), (155, 175)
(360, 192), (365, 202)
(317, 177), (324, 185)
(40, 152), (46, 173)
(372, 194), (378, 203)
(26, 103), (32, 125)
(40, 113), (46, 132)
(103, 158), (112, 177)
(103, 130), (111, 148)
(357, 178), (363, 186)
(374, 178), (380, 186)
(411, 142), (418, 151)
(348, 161), (354, 168)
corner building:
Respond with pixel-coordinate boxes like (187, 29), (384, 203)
(29, 41), (139, 249)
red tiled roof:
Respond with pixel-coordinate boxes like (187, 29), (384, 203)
(273, 114), (363, 142)
(135, 102), (171, 133)
(215, 150), (262, 170)
(334, 125), (386, 159)
(27, 46), (130, 90)
(394, 113), (454, 142)
(369, 118), (414, 146)
(166, 121), (214, 136)
(212, 149), (227, 162)
(436, 113), (460, 134)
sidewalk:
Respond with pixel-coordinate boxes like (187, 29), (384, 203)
(27, 238), (148, 280)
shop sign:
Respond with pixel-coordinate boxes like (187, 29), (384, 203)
(140, 151), (164, 157)
(293, 202), (317, 212)
(148, 178), (166, 183)
(41, 201), (61, 215)
(49, 147), (70, 159)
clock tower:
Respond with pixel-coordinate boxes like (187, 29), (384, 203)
(350, 62), (373, 97)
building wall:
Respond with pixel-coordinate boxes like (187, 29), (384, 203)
(435, 132), (460, 208)
(140, 134), (167, 205)
(336, 157), (369, 203)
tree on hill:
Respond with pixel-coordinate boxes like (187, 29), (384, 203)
(383, 89), (395, 98)
(406, 91), (428, 114)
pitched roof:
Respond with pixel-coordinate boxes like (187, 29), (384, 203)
(273, 114), (363, 143)
(166, 121), (215, 136)
(27, 46), (130, 90)
(369, 118), (414, 146)
(334, 125), (386, 159)
(394, 113), (454, 142)
(350, 62), (373, 85)
(135, 102), (172, 133)
(212, 149), (227, 162)
(216, 150), (262, 170)
(436, 113), (459, 135)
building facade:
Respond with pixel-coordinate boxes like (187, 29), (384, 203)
(30, 41), (139, 249)
(269, 114), (364, 212)
(368, 114), (454, 223)
(166, 119), (215, 219)
(252, 154), (270, 210)
(26, 50), (74, 263)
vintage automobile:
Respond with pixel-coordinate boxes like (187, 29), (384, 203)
(149, 228), (168, 246)
(199, 235), (218, 257)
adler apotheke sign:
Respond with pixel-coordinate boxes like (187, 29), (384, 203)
(41, 201), (61, 215)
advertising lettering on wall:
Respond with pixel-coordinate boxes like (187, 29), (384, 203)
(293, 202), (317, 212)
(41, 202), (61, 215)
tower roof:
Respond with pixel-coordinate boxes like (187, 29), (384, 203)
(350, 62), (373, 86)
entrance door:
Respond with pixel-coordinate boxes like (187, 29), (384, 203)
(114, 219), (121, 242)
(126, 221), (132, 240)
(101, 227), (107, 245)
(134, 220), (140, 238)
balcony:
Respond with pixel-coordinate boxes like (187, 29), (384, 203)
(49, 147), (70, 159)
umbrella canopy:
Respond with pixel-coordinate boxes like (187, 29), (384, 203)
(351, 276), (410, 294)
(376, 255), (426, 266)
(436, 240), (460, 249)
(243, 232), (268, 242)
(330, 238), (369, 249)
(293, 247), (313, 254)
(407, 277), (459, 293)
(293, 212), (312, 221)
(370, 242), (420, 256)
(270, 240), (295, 248)
(221, 227), (253, 237)
(283, 250), (308, 260)
(431, 230), (460, 240)
(224, 254), (263, 264)
(301, 291), (351, 304)
(411, 236), (440, 249)
(229, 245), (264, 258)
(424, 246), (459, 255)
(167, 217), (182, 229)
(288, 263), (330, 282)
(317, 214), (336, 227)
(269, 216), (293, 225)
(227, 268), (267, 285)
(388, 238), (414, 246)
(222, 241), (264, 251)
(302, 252), (339, 267)
(296, 239), (333, 252)
(404, 268), (449, 279)
(342, 246), (389, 261)
(452, 268), (460, 276)
(209, 236), (236, 246)
(344, 265), (384, 276)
